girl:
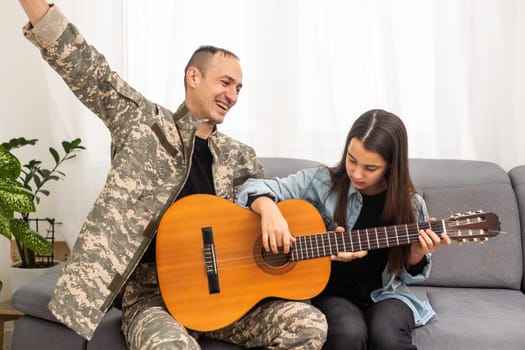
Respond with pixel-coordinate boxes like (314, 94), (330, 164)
(236, 109), (450, 350)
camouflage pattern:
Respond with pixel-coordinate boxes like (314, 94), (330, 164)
(121, 263), (201, 350)
(202, 299), (327, 349)
(23, 5), (264, 341)
(122, 263), (327, 350)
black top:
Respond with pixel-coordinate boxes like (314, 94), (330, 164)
(319, 190), (426, 304)
(140, 137), (215, 263)
(320, 191), (388, 304)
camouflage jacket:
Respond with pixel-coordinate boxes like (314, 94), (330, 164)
(23, 6), (263, 340)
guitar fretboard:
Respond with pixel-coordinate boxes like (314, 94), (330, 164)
(290, 220), (444, 262)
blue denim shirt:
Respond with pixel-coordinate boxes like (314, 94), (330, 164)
(236, 166), (436, 327)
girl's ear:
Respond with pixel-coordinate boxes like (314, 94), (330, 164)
(385, 164), (392, 177)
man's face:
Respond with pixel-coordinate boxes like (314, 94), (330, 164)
(187, 53), (243, 125)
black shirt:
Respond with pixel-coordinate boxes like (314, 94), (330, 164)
(320, 191), (388, 304)
(140, 136), (215, 263)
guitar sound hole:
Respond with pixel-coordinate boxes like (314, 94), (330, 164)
(261, 248), (290, 267)
(253, 237), (296, 274)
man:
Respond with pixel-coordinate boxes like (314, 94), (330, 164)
(17, 1), (327, 349)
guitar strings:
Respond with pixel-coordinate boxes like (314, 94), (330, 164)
(198, 225), (489, 269)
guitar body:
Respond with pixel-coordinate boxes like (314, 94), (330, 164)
(156, 194), (329, 332)
(157, 195), (502, 331)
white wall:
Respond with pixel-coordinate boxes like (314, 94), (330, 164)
(0, 2), (52, 300)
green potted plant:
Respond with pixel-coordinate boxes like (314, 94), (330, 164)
(0, 137), (85, 291)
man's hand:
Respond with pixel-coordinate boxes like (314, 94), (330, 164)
(19, 0), (50, 25)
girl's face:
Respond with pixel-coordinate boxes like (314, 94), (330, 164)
(345, 138), (389, 195)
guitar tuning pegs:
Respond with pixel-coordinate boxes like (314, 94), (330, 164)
(451, 213), (461, 219)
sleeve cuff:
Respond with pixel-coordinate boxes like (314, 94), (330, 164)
(407, 254), (429, 276)
(23, 4), (69, 49)
(246, 194), (276, 208)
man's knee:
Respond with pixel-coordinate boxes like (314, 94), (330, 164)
(124, 306), (200, 350)
(299, 308), (328, 346)
(277, 302), (328, 349)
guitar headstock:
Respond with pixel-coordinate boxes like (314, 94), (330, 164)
(444, 211), (501, 243)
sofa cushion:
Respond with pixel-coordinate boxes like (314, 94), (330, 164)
(411, 286), (525, 349)
(87, 308), (127, 349)
(409, 159), (522, 289)
(12, 315), (86, 350)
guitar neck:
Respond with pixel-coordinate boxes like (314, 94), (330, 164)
(290, 220), (443, 262)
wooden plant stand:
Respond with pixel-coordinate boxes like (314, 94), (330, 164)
(0, 299), (23, 349)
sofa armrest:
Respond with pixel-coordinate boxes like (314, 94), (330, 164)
(11, 262), (64, 323)
(509, 164), (525, 292)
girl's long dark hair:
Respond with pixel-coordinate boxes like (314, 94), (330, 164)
(329, 109), (416, 273)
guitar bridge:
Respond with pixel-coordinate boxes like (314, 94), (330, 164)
(202, 227), (220, 294)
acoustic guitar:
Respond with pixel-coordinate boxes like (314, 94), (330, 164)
(156, 194), (501, 331)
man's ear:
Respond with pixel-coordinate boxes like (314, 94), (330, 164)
(186, 66), (201, 88)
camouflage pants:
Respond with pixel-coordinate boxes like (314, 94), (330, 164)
(121, 263), (327, 350)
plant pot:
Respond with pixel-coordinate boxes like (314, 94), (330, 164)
(9, 262), (58, 296)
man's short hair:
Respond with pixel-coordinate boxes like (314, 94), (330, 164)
(184, 45), (239, 89)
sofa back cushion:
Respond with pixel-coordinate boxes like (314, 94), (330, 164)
(259, 157), (323, 178)
(410, 159), (522, 289)
(508, 164), (525, 291)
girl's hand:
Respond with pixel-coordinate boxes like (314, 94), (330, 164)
(408, 217), (452, 266)
(330, 226), (368, 262)
(251, 196), (296, 254)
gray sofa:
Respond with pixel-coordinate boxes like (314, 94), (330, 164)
(11, 157), (525, 349)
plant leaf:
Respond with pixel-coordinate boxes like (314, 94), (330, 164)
(34, 174), (42, 188)
(49, 147), (60, 164)
(0, 145), (21, 180)
(0, 178), (35, 213)
(27, 159), (42, 167)
(39, 169), (51, 179)
(0, 214), (12, 239)
(62, 141), (71, 153)
(71, 138), (82, 147)
(10, 218), (53, 254)
(1, 137), (38, 151)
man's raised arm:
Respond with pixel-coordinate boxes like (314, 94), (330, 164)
(18, 0), (50, 25)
